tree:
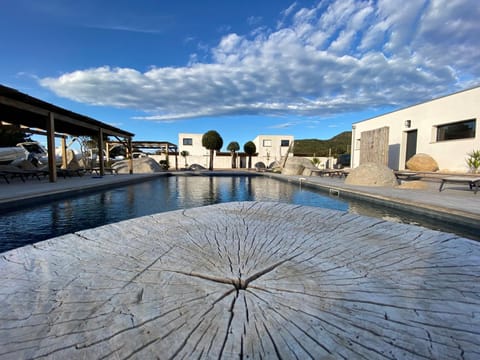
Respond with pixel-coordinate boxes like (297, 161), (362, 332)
(0, 126), (32, 146)
(226, 141), (240, 169)
(243, 141), (256, 169)
(202, 130), (223, 170)
(180, 150), (189, 168)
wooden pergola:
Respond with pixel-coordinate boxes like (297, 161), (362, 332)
(108, 140), (179, 170)
(0, 84), (134, 181)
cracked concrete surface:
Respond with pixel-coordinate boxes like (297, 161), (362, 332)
(1, 202), (479, 359)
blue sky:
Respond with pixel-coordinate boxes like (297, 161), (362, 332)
(1, 0), (479, 150)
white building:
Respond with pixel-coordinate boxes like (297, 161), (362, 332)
(178, 133), (294, 169)
(252, 135), (294, 167)
(351, 86), (480, 172)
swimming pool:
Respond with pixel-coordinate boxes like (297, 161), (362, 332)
(0, 175), (477, 253)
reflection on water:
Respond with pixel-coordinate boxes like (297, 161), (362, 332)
(0, 176), (476, 253)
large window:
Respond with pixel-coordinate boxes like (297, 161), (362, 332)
(280, 139), (290, 147)
(183, 138), (193, 145)
(436, 119), (476, 141)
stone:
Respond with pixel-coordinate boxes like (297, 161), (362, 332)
(268, 160), (281, 169)
(282, 157), (317, 176)
(345, 162), (398, 187)
(14, 159), (37, 170)
(397, 180), (430, 190)
(112, 157), (162, 174)
(254, 162), (266, 170)
(0, 202), (479, 358)
(406, 153), (439, 172)
(61, 149), (81, 170)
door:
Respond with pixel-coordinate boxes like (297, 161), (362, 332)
(405, 130), (417, 165)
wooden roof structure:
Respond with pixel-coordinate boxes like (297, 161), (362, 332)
(0, 84), (134, 181)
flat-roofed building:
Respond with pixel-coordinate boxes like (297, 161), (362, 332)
(351, 86), (480, 172)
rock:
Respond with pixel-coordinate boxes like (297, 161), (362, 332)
(188, 164), (206, 171)
(254, 162), (266, 171)
(268, 160), (281, 169)
(61, 149), (81, 170)
(397, 180), (429, 190)
(282, 157), (317, 176)
(14, 160), (37, 170)
(406, 153), (439, 172)
(112, 157), (162, 174)
(345, 162), (398, 187)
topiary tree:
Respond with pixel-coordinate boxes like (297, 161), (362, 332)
(227, 141), (240, 169)
(180, 150), (189, 168)
(243, 141), (256, 169)
(202, 130), (223, 170)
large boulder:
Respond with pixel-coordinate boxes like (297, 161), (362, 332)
(282, 157), (317, 176)
(406, 153), (439, 172)
(345, 162), (398, 187)
(112, 157), (162, 174)
(61, 149), (81, 170)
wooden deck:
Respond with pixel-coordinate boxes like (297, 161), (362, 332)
(1, 202), (479, 359)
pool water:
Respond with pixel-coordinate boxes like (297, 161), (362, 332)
(0, 175), (477, 253)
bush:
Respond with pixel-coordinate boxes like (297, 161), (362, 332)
(159, 159), (169, 170)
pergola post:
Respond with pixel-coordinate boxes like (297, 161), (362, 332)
(105, 141), (110, 163)
(127, 137), (133, 174)
(98, 128), (104, 176)
(61, 136), (67, 169)
(47, 112), (57, 182)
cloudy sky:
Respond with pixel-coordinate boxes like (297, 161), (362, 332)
(1, 0), (479, 148)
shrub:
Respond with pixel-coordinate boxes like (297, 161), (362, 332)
(466, 150), (480, 173)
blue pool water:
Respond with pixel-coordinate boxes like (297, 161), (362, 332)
(0, 175), (477, 253)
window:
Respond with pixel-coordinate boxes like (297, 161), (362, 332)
(436, 119), (476, 141)
(263, 139), (272, 147)
(183, 138), (193, 145)
(280, 139), (290, 147)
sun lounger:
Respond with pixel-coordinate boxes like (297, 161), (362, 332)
(439, 176), (480, 194)
(88, 167), (118, 175)
(57, 168), (86, 178)
(0, 165), (48, 183)
(311, 169), (346, 177)
(395, 171), (419, 180)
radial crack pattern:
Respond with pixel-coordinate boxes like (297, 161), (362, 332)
(0, 201), (479, 359)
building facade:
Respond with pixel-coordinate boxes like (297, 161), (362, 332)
(178, 133), (294, 169)
(252, 135), (294, 167)
(351, 86), (480, 172)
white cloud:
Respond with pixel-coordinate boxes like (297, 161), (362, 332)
(40, 0), (480, 122)
(269, 122), (297, 129)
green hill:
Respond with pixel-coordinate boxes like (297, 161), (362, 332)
(293, 131), (352, 157)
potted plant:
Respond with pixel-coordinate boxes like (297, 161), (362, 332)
(466, 150), (480, 173)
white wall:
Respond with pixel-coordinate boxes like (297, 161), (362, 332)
(351, 86), (480, 172)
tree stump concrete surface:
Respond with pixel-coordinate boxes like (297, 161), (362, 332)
(0, 202), (479, 359)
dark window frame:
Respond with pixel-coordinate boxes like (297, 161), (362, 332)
(280, 139), (290, 147)
(436, 119), (476, 142)
(183, 138), (193, 146)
